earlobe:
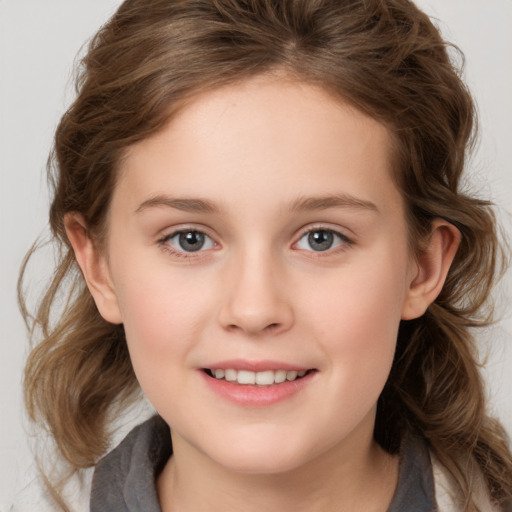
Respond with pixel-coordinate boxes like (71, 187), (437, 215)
(64, 213), (123, 324)
(401, 219), (460, 320)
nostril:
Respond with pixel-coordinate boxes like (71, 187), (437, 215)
(225, 322), (280, 332)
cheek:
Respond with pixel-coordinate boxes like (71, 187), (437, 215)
(109, 261), (213, 388)
(303, 251), (409, 381)
(113, 253), (213, 335)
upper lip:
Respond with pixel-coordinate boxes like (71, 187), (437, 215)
(202, 359), (312, 372)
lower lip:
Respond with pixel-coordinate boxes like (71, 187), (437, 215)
(200, 371), (315, 407)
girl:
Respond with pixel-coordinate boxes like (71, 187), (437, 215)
(17, 0), (512, 510)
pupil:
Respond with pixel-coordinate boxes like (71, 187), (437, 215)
(179, 231), (205, 252)
(308, 230), (333, 251)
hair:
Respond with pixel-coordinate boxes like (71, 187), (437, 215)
(20, 0), (512, 510)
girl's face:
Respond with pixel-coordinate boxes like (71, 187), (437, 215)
(98, 77), (420, 473)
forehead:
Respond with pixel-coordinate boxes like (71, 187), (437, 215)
(116, 76), (400, 217)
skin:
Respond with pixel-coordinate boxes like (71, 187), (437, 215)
(66, 75), (459, 511)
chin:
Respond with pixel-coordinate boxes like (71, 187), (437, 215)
(201, 433), (316, 475)
(216, 452), (307, 475)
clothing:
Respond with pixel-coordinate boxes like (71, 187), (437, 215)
(90, 415), (436, 512)
(11, 416), (501, 511)
(91, 415), (171, 512)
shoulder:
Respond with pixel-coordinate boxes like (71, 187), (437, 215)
(9, 400), (157, 512)
(9, 467), (93, 512)
(92, 414), (170, 484)
(10, 414), (167, 512)
(394, 433), (502, 512)
(90, 415), (171, 512)
(432, 455), (502, 512)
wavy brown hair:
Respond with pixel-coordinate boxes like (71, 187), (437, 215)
(20, 0), (512, 509)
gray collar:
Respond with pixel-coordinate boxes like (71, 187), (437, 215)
(91, 416), (437, 512)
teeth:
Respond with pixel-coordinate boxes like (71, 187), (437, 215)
(209, 368), (309, 386)
(237, 370), (256, 385)
(274, 370), (287, 383)
(225, 369), (237, 382)
(286, 370), (298, 381)
(255, 370), (274, 386)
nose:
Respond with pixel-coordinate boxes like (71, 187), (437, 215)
(218, 248), (294, 336)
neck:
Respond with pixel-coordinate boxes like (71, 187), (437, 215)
(157, 429), (399, 512)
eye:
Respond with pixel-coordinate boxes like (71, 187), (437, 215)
(295, 229), (350, 252)
(162, 230), (216, 253)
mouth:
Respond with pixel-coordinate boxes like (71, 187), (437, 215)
(202, 368), (315, 386)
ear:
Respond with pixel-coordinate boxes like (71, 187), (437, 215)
(401, 219), (460, 320)
(64, 213), (123, 324)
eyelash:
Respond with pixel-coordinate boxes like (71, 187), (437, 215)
(157, 228), (217, 259)
(293, 227), (354, 257)
(157, 226), (354, 259)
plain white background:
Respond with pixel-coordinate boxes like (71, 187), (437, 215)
(1, 0), (511, 509)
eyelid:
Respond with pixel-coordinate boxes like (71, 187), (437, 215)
(292, 225), (354, 253)
(157, 225), (219, 257)
(155, 223), (354, 258)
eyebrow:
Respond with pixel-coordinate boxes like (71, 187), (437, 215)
(134, 193), (379, 215)
(289, 194), (379, 213)
(135, 195), (218, 214)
